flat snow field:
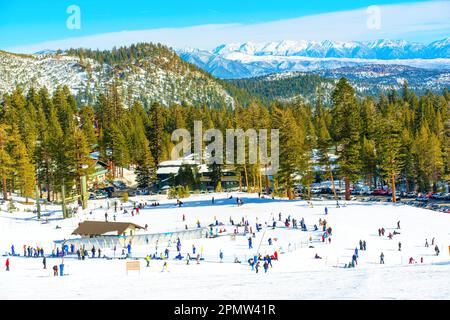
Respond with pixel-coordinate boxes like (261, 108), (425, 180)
(0, 192), (449, 300)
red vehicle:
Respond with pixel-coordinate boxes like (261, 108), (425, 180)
(373, 189), (389, 196)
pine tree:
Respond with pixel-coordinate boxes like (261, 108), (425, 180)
(331, 78), (362, 200)
(0, 124), (12, 200)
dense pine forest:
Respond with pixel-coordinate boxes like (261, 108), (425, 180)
(1, 72), (448, 203)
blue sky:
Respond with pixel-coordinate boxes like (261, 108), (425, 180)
(1, 0), (449, 52)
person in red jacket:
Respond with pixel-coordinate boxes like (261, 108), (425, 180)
(5, 258), (10, 271)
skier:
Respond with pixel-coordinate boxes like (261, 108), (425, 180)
(268, 238), (273, 246)
(5, 258), (10, 271)
(435, 245), (440, 256)
(397, 221), (401, 229)
(165, 248), (169, 259)
(325, 207), (328, 215)
(219, 250), (224, 263)
(363, 240), (367, 251)
(425, 239), (429, 247)
(255, 261), (260, 273)
(359, 240), (363, 250)
(182, 214), (185, 222)
(196, 254), (200, 264)
(432, 237), (435, 246)
(145, 255), (150, 267)
(380, 252), (385, 264)
(378, 228), (381, 237)
(161, 261), (169, 272)
(192, 245), (196, 255)
(53, 265), (58, 276)
(398, 242), (401, 251)
(352, 254), (358, 266)
(98, 248), (102, 258)
(11, 245), (15, 256)
(263, 261), (269, 273)
(43, 257), (46, 269)
(355, 247), (359, 258)
(105, 212), (108, 222)
(127, 242), (132, 255)
(248, 237), (253, 249)
(212, 197), (215, 204)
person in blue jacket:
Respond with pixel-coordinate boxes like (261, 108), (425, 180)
(248, 237), (253, 249)
(325, 207), (328, 215)
(11, 245), (15, 256)
(219, 250), (224, 262)
(127, 242), (132, 255)
(268, 238), (273, 246)
(355, 247), (359, 258)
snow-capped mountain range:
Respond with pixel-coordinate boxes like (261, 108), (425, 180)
(178, 38), (450, 79)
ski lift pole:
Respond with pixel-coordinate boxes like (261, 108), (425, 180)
(256, 229), (267, 256)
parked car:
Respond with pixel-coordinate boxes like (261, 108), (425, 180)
(373, 189), (389, 196)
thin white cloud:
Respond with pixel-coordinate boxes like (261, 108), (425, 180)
(7, 1), (450, 53)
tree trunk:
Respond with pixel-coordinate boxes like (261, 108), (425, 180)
(329, 166), (337, 200)
(243, 165), (249, 192)
(391, 173), (397, 203)
(239, 173), (242, 192)
(2, 175), (7, 200)
(345, 176), (351, 200)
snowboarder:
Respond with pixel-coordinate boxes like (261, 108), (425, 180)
(380, 252), (385, 264)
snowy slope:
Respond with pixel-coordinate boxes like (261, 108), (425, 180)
(0, 50), (235, 108)
(0, 192), (449, 299)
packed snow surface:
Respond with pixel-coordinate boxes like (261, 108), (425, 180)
(0, 192), (449, 300)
